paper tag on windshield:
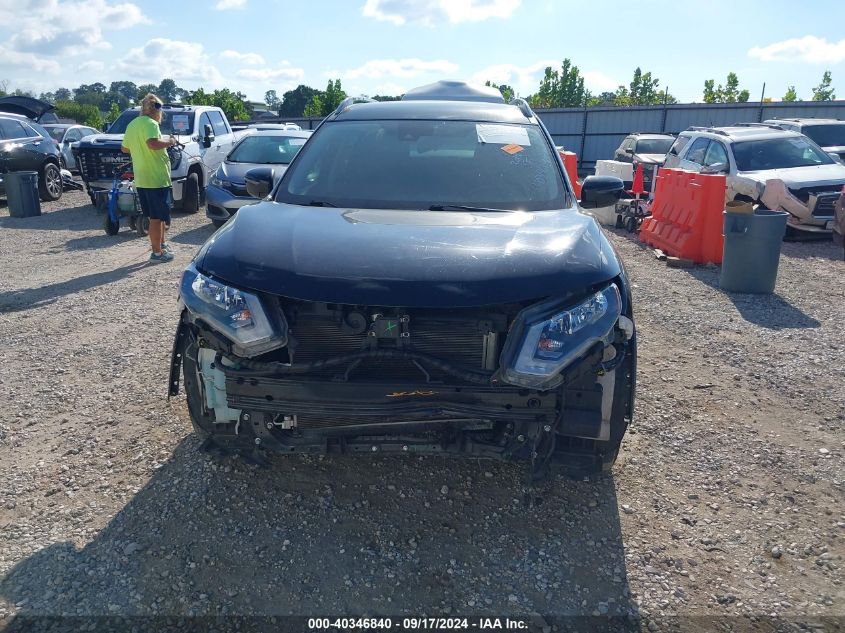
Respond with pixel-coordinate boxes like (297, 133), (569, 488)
(287, 138), (307, 146)
(501, 144), (524, 154)
(477, 124), (530, 146)
(171, 115), (190, 133)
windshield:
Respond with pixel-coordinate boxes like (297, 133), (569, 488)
(228, 134), (307, 165)
(732, 137), (834, 171)
(46, 127), (66, 142)
(276, 120), (568, 211)
(801, 124), (845, 148)
(107, 110), (194, 135)
(635, 138), (673, 154)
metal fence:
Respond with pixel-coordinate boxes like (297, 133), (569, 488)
(254, 100), (845, 174)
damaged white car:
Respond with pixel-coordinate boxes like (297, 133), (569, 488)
(664, 125), (845, 235)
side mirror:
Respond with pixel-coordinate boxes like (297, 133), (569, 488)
(244, 167), (275, 199)
(625, 147), (634, 154)
(828, 152), (843, 164)
(701, 162), (729, 175)
(203, 123), (215, 149)
(579, 175), (625, 208)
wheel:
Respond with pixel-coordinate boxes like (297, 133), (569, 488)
(128, 216), (137, 230)
(135, 215), (150, 237)
(39, 162), (63, 202)
(59, 156), (67, 171)
(625, 215), (638, 233)
(614, 214), (624, 229)
(103, 215), (120, 235)
(181, 172), (200, 213)
(89, 192), (97, 207)
(212, 218), (227, 229)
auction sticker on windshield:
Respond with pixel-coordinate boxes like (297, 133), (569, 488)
(476, 124), (530, 146)
(172, 115), (190, 132)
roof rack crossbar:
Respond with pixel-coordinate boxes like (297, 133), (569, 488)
(332, 96), (375, 116)
(686, 126), (729, 136)
(732, 122), (783, 130)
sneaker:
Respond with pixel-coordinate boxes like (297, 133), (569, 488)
(149, 250), (174, 264)
(161, 241), (173, 254)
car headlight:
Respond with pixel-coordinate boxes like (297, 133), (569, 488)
(180, 263), (287, 357)
(501, 284), (622, 388)
(210, 170), (224, 187)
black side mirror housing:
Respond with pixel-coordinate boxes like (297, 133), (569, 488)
(203, 123), (215, 148)
(625, 147), (634, 154)
(579, 175), (625, 208)
(245, 167), (275, 199)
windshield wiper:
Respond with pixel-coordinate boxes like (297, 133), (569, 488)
(305, 200), (337, 207)
(428, 204), (509, 212)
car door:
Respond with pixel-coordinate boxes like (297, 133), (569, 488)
(62, 128), (82, 169)
(677, 137), (710, 172)
(0, 117), (44, 173)
(206, 110), (234, 175)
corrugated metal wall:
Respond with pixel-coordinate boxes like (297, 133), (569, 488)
(256, 100), (845, 174)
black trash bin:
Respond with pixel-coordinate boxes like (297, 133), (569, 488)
(5, 171), (42, 218)
(720, 209), (788, 294)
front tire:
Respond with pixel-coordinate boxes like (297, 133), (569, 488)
(104, 215), (120, 235)
(181, 172), (201, 214)
(136, 215), (150, 236)
(39, 162), (63, 202)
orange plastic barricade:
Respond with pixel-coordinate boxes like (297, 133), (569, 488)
(558, 149), (582, 199)
(639, 168), (727, 264)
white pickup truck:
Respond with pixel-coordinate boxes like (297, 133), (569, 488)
(74, 104), (237, 212)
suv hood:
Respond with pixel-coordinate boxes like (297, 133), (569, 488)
(198, 202), (622, 307)
(738, 163), (845, 188)
(77, 134), (125, 146)
(634, 153), (666, 165)
(0, 96), (55, 120)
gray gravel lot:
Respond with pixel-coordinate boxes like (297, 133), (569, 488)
(0, 191), (842, 630)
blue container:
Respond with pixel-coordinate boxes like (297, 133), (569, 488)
(5, 171), (41, 218)
(720, 209), (788, 294)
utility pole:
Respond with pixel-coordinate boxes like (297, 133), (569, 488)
(758, 82), (766, 122)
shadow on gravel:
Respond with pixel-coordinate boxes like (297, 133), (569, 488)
(781, 240), (845, 262)
(171, 223), (216, 246)
(0, 204), (100, 232)
(63, 230), (143, 252)
(0, 438), (638, 629)
(0, 261), (148, 312)
(686, 267), (820, 330)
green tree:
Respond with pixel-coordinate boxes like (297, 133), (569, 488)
(529, 59), (587, 108)
(587, 91), (617, 107)
(626, 67), (661, 105)
(55, 100), (102, 128)
(109, 81), (138, 103)
(106, 102), (121, 125)
(812, 70), (835, 101)
(372, 94), (401, 102)
(102, 91), (130, 112)
(279, 84), (320, 117)
(484, 81), (514, 102)
(182, 88), (249, 121)
(264, 89), (280, 111)
(39, 91), (56, 103)
(54, 87), (72, 101)
(136, 83), (158, 101)
(702, 73), (749, 103)
(321, 79), (347, 115)
(303, 94), (323, 118)
(782, 86), (799, 102)
(157, 78), (180, 103)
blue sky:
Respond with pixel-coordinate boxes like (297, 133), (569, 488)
(1, 0), (844, 104)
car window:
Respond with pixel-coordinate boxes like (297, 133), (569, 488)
(0, 119), (30, 140)
(667, 136), (690, 156)
(46, 127), (66, 142)
(65, 128), (82, 142)
(108, 109), (194, 135)
(684, 137), (710, 165)
(228, 135), (307, 165)
(82, 127), (98, 137)
(703, 141), (729, 167)
(800, 124), (845, 147)
(277, 119), (568, 211)
(733, 137), (835, 171)
(635, 138), (674, 154)
(619, 137), (633, 151)
(199, 113), (214, 136)
(208, 110), (229, 136)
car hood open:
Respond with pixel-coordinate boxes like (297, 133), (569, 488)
(634, 153), (666, 165)
(197, 202), (622, 307)
(738, 163), (845, 189)
(0, 96), (55, 120)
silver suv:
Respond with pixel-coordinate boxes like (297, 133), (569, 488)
(663, 124), (845, 234)
(762, 118), (845, 163)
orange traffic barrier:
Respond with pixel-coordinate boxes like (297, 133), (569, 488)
(558, 149), (582, 199)
(639, 168), (727, 264)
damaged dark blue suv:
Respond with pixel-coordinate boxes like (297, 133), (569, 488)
(169, 81), (634, 479)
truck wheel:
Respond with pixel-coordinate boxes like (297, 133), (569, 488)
(182, 172), (200, 214)
(625, 215), (638, 233)
(39, 162), (63, 202)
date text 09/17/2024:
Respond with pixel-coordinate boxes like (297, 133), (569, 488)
(307, 617), (529, 630)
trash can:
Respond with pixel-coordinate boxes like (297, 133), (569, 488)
(5, 171), (41, 218)
(720, 209), (788, 293)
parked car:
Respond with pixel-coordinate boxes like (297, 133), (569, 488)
(206, 129), (311, 228)
(169, 80), (633, 480)
(613, 133), (675, 191)
(763, 118), (845, 163)
(74, 104), (236, 211)
(247, 122), (302, 131)
(41, 124), (99, 171)
(0, 95), (60, 124)
(0, 112), (63, 201)
(663, 125), (845, 235)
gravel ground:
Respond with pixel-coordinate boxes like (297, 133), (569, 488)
(0, 191), (842, 630)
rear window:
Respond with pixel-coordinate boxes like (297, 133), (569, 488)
(46, 127), (66, 142)
(800, 124), (845, 148)
(276, 119), (568, 211)
(635, 138), (673, 154)
(228, 134), (306, 165)
(107, 109), (194, 135)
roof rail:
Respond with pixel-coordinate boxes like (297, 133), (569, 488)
(687, 126), (730, 136)
(508, 96), (533, 118)
(332, 96), (374, 116)
(732, 122), (783, 130)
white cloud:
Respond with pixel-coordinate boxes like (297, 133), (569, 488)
(78, 60), (105, 73)
(373, 82), (408, 96)
(748, 36), (845, 64)
(237, 67), (305, 81)
(471, 61), (620, 98)
(220, 49), (266, 66)
(1, 0), (149, 56)
(117, 38), (223, 86)
(345, 58), (459, 79)
(215, 0), (247, 9)
(0, 44), (61, 73)
(582, 71), (621, 93)
(362, 0), (520, 26)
